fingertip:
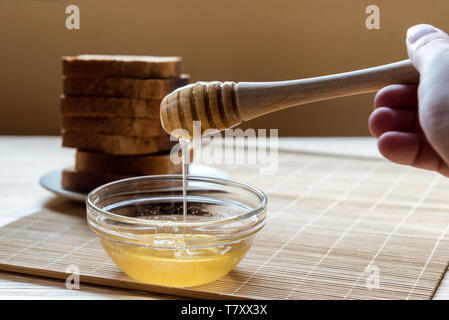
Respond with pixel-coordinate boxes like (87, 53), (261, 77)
(374, 84), (418, 109)
(368, 107), (388, 138)
(377, 131), (420, 166)
(377, 132), (396, 161)
(377, 131), (448, 174)
(374, 85), (395, 109)
(406, 24), (449, 71)
(407, 24), (440, 44)
(369, 107), (418, 138)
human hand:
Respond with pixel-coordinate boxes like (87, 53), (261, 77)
(369, 24), (449, 177)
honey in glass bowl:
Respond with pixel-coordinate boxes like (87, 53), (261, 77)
(86, 175), (266, 287)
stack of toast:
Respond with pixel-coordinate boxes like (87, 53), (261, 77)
(60, 55), (189, 192)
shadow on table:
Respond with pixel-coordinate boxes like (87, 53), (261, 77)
(43, 196), (85, 217)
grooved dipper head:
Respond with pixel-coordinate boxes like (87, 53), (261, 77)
(160, 81), (241, 139)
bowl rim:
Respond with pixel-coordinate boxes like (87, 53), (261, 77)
(86, 174), (267, 228)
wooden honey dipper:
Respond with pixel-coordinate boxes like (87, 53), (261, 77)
(160, 59), (419, 138)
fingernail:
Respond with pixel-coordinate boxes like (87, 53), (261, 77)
(407, 24), (438, 44)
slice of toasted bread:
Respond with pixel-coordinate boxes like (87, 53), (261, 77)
(60, 95), (161, 118)
(61, 116), (166, 137)
(62, 130), (176, 155)
(62, 55), (182, 78)
(75, 150), (182, 175)
(61, 167), (132, 193)
(63, 74), (189, 99)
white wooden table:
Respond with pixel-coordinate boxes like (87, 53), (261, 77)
(0, 136), (448, 299)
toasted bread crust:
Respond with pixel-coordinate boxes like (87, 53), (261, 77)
(61, 116), (166, 137)
(62, 55), (182, 78)
(62, 130), (176, 155)
(61, 167), (132, 193)
(63, 75), (190, 99)
(75, 150), (182, 175)
(60, 96), (161, 118)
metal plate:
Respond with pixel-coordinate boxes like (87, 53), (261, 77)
(39, 164), (230, 203)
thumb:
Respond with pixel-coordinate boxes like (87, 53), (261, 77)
(407, 24), (449, 73)
(406, 24), (449, 166)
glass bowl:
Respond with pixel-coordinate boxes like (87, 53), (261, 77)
(86, 175), (267, 287)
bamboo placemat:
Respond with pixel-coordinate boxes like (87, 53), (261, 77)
(1, 151), (449, 299)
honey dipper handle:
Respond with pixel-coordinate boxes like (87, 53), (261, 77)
(235, 59), (419, 121)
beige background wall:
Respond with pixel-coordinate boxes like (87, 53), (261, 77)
(1, 0), (448, 136)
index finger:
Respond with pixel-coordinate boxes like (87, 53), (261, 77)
(374, 84), (418, 109)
